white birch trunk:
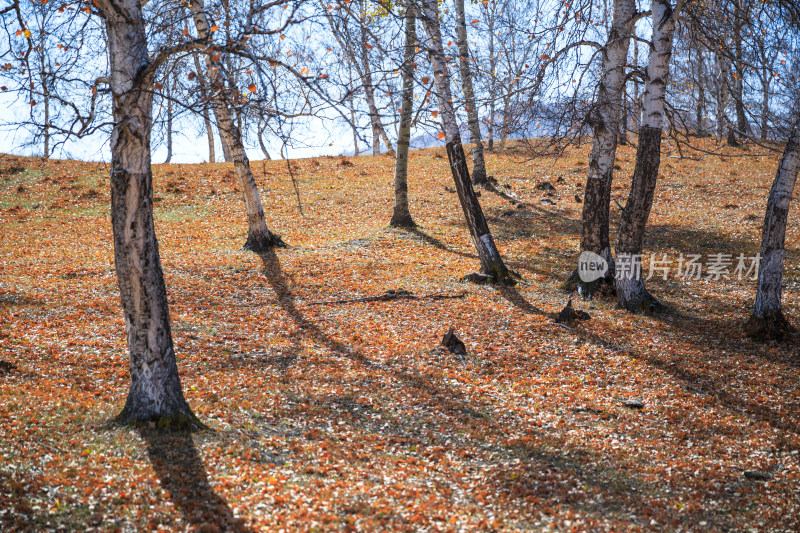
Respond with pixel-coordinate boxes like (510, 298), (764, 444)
(97, 0), (198, 427)
(615, 0), (677, 312)
(390, 9), (416, 228)
(189, 0), (282, 250)
(746, 110), (800, 339)
(417, 0), (508, 281)
(454, 0), (487, 185)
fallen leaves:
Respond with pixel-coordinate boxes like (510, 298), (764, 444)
(0, 141), (798, 531)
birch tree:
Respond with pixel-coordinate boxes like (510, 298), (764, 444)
(96, 0), (199, 428)
(416, 0), (509, 282)
(571, 0), (637, 295)
(454, 0), (488, 185)
(390, 8), (416, 228)
(746, 103), (800, 340)
(615, 0), (680, 313)
(188, 0), (284, 251)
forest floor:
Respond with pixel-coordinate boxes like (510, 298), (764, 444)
(1, 139), (799, 532)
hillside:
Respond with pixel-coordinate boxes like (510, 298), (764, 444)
(1, 142), (799, 531)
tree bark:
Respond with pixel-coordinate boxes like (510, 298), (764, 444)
(746, 111), (800, 340)
(454, 0), (488, 185)
(390, 9), (416, 228)
(574, 0), (637, 294)
(191, 51), (216, 163)
(189, 0), (283, 250)
(487, 11), (496, 152)
(164, 92), (173, 164)
(732, 7), (749, 136)
(356, 8), (393, 156)
(97, 0), (197, 428)
(418, 0), (508, 281)
(716, 53), (738, 146)
(615, 0), (677, 313)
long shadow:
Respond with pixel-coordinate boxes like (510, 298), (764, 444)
(138, 428), (251, 532)
(498, 286), (800, 434)
(392, 226), (477, 260)
(258, 249), (512, 422)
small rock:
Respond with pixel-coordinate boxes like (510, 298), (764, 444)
(622, 399), (644, 409)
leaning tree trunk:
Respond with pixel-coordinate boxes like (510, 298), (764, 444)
(615, 0), (677, 313)
(189, 0), (282, 250)
(97, 0), (197, 428)
(572, 0), (636, 295)
(454, 0), (488, 186)
(390, 9), (416, 228)
(418, 0), (508, 281)
(191, 51), (216, 163)
(745, 112), (800, 340)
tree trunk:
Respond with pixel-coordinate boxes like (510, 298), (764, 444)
(746, 112), (800, 340)
(349, 94), (360, 156)
(418, 0), (508, 281)
(189, 0), (282, 250)
(487, 11), (496, 152)
(760, 70), (770, 140)
(98, 0), (197, 428)
(390, 9), (416, 229)
(616, 0), (677, 313)
(164, 95), (173, 164)
(258, 128), (272, 160)
(191, 51), (216, 163)
(733, 10), (748, 136)
(574, 0), (637, 295)
(499, 93), (511, 150)
(357, 3), (393, 155)
(716, 53), (738, 146)
(219, 128), (233, 161)
(39, 33), (50, 159)
(454, 0), (487, 185)
(615, 1), (677, 313)
(696, 53), (706, 137)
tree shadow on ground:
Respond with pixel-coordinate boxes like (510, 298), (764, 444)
(388, 226), (477, 260)
(257, 249), (490, 421)
(498, 286), (800, 434)
(254, 249), (693, 526)
(138, 428), (251, 532)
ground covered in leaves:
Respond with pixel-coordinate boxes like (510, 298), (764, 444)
(1, 140), (799, 532)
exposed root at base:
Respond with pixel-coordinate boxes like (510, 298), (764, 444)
(243, 232), (287, 252)
(113, 408), (207, 432)
(745, 311), (796, 341)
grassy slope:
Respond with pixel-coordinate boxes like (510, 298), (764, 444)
(0, 141), (798, 532)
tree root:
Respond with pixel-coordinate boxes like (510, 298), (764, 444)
(243, 231), (287, 252)
(745, 311), (797, 341)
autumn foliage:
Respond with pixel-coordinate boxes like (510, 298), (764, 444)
(0, 142), (799, 530)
